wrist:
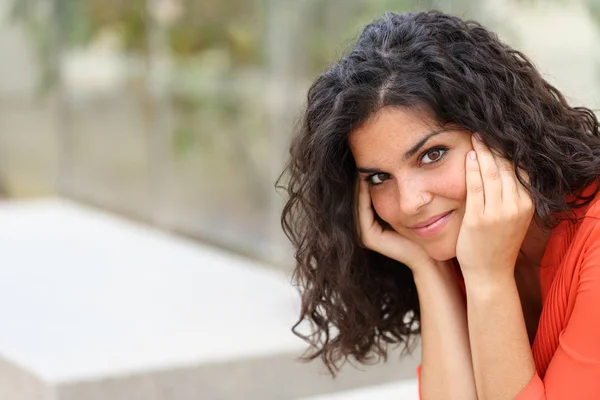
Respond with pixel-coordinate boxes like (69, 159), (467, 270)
(463, 268), (516, 295)
(413, 259), (460, 288)
(413, 259), (467, 312)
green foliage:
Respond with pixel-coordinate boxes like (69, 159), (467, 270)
(586, 0), (600, 27)
(9, 0), (265, 92)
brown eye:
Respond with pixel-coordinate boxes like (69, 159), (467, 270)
(427, 149), (441, 161)
(420, 146), (448, 165)
(367, 173), (390, 185)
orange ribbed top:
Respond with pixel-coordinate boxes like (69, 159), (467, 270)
(418, 183), (600, 399)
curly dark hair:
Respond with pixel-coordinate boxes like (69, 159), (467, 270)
(277, 10), (600, 375)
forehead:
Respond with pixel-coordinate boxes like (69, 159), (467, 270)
(348, 106), (440, 156)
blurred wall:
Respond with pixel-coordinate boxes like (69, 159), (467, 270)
(1, 0), (599, 268)
(0, 0), (58, 197)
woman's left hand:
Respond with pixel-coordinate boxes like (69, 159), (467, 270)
(455, 134), (535, 284)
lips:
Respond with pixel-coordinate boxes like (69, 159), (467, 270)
(410, 211), (453, 229)
(410, 211), (454, 238)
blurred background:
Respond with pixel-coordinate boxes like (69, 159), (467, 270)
(0, 0), (599, 399)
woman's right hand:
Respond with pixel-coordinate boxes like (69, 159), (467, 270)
(356, 178), (444, 273)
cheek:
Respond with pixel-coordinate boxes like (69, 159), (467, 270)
(369, 154), (468, 222)
(432, 156), (467, 201)
(370, 188), (399, 223)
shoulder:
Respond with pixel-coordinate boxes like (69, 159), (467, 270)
(570, 181), (600, 237)
(574, 194), (600, 272)
(572, 207), (600, 259)
(582, 186), (600, 220)
(550, 183), (600, 266)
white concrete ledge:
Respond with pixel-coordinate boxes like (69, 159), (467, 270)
(0, 198), (418, 399)
(300, 379), (418, 400)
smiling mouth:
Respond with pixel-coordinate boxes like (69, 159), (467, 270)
(410, 211), (453, 229)
(410, 211), (454, 237)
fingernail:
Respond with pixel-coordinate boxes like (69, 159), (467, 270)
(469, 151), (477, 161)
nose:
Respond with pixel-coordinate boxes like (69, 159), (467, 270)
(396, 177), (430, 216)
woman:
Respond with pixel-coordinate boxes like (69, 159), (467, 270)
(278, 10), (600, 400)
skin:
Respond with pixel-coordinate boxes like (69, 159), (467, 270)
(350, 106), (471, 262)
(351, 105), (547, 399)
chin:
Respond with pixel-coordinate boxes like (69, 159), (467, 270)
(425, 245), (457, 262)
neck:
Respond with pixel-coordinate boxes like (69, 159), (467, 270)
(517, 219), (551, 269)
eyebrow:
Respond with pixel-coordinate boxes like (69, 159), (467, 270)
(402, 129), (446, 160)
(356, 129), (446, 174)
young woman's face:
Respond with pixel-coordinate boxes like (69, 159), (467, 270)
(349, 106), (474, 261)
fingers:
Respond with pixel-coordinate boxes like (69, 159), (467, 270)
(469, 134), (534, 218)
(465, 149), (484, 218)
(356, 178), (374, 244)
(471, 134), (501, 212)
(515, 168), (531, 199)
(494, 154), (519, 202)
(354, 177), (362, 239)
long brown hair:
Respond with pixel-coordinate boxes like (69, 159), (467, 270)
(277, 10), (600, 374)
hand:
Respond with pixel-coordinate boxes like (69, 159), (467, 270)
(455, 134), (534, 284)
(356, 177), (448, 273)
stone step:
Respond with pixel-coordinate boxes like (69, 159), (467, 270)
(0, 198), (419, 400)
(299, 379), (419, 400)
